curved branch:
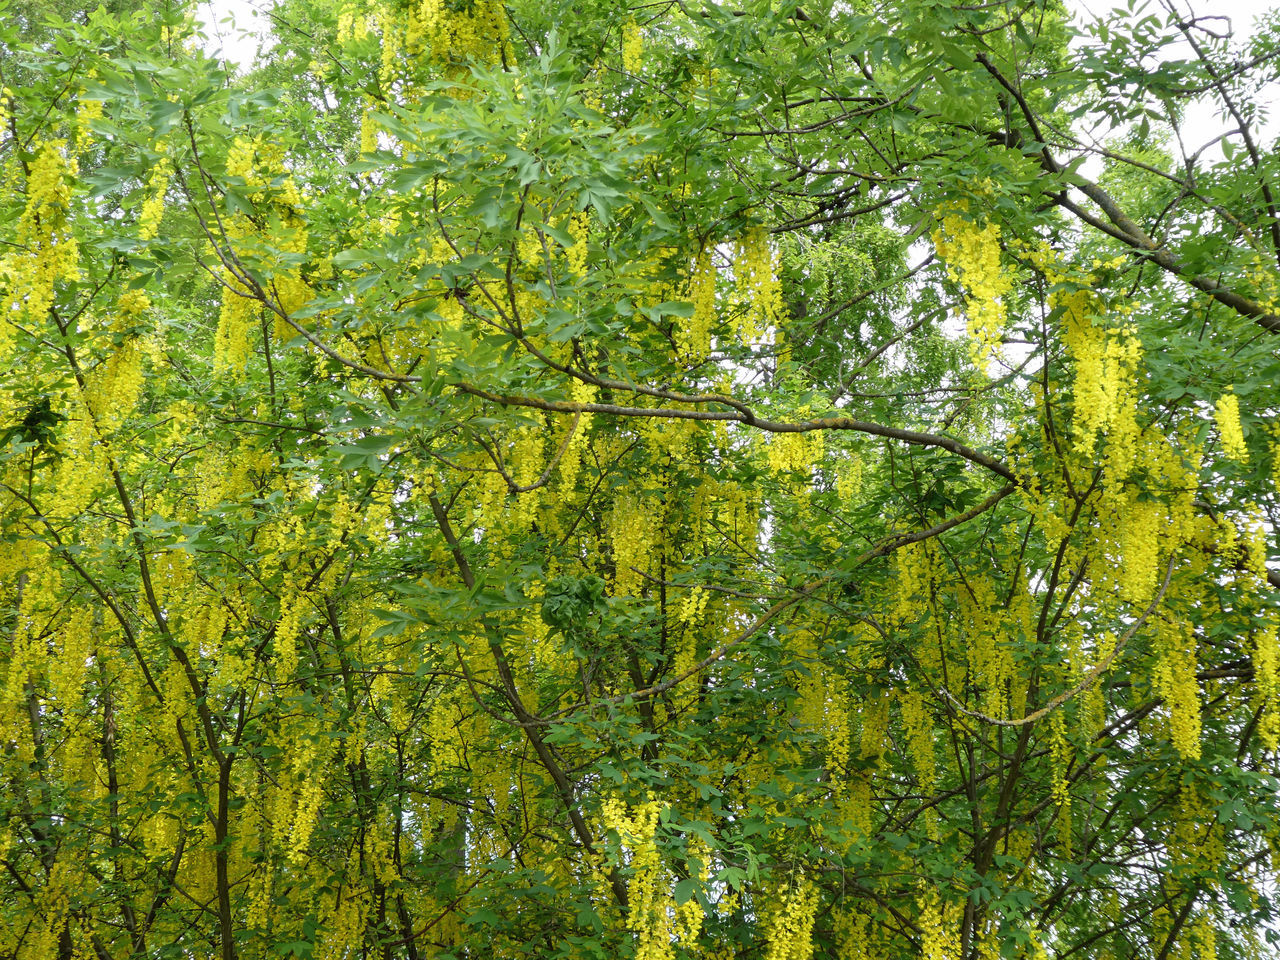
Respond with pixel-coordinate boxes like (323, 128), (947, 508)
(456, 384), (1018, 482)
(942, 556), (1177, 727)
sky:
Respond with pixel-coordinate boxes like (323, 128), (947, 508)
(1069, 0), (1279, 163)
(195, 0), (267, 67)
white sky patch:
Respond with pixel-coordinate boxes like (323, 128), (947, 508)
(1067, 0), (1279, 172)
(195, 0), (269, 70)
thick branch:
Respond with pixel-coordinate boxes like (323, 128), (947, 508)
(974, 52), (1280, 333)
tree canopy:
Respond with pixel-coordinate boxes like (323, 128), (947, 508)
(2, 0), (1280, 957)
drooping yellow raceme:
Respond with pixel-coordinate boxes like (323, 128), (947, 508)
(1079, 629), (1112, 741)
(962, 573), (1014, 719)
(1254, 614), (1279, 750)
(822, 685), (851, 796)
(408, 0), (511, 66)
(336, 0), (371, 43)
(1027, 246), (1143, 469)
(734, 227), (783, 342)
(1241, 505), (1270, 587)
(932, 209), (1012, 369)
(557, 381), (596, 490)
(600, 796), (703, 960)
(138, 146), (172, 242)
(1155, 613), (1202, 760)
(379, 8), (403, 88)
(680, 247), (716, 361)
(568, 211), (592, 277)
(360, 97), (379, 154)
(832, 906), (871, 960)
(1064, 303), (1142, 466)
(287, 737), (330, 865)
(1048, 711), (1073, 855)
(1170, 778), (1224, 877)
(767, 423), (822, 479)
(1116, 492), (1163, 605)
(213, 136), (313, 371)
(2, 141), (80, 346)
(915, 885), (961, 960)
(763, 874), (820, 960)
(74, 89), (104, 153)
(834, 450), (862, 503)
(610, 492), (657, 595)
(890, 539), (934, 628)
(50, 393), (108, 516)
(900, 688), (936, 795)
(1245, 252), (1280, 315)
(1215, 390), (1248, 463)
(622, 21), (644, 74)
(1189, 914), (1219, 960)
(83, 288), (150, 435)
(211, 264), (257, 371)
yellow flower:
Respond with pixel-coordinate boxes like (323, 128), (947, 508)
(931, 210), (1011, 369)
(1254, 615), (1279, 750)
(622, 21), (644, 73)
(1215, 390), (1247, 463)
(764, 875), (819, 960)
(680, 247), (715, 360)
(75, 93), (104, 152)
(4, 140), (81, 331)
(733, 227), (782, 341)
(138, 149), (171, 241)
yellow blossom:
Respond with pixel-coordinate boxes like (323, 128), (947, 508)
(734, 227), (783, 341)
(932, 209), (1012, 369)
(764, 875), (820, 960)
(1215, 390), (1247, 463)
(622, 21), (644, 73)
(138, 148), (172, 241)
(1254, 615), (1279, 750)
(681, 247), (716, 360)
(75, 92), (104, 152)
(567, 211), (591, 277)
(3, 140), (80, 334)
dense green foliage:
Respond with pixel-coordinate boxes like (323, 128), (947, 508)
(2, 0), (1280, 957)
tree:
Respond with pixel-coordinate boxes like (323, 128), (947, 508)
(1, 0), (1279, 956)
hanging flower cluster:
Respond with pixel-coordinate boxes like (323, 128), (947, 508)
(932, 208), (1012, 368)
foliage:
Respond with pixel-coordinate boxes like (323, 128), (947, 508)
(1, 0), (1280, 958)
